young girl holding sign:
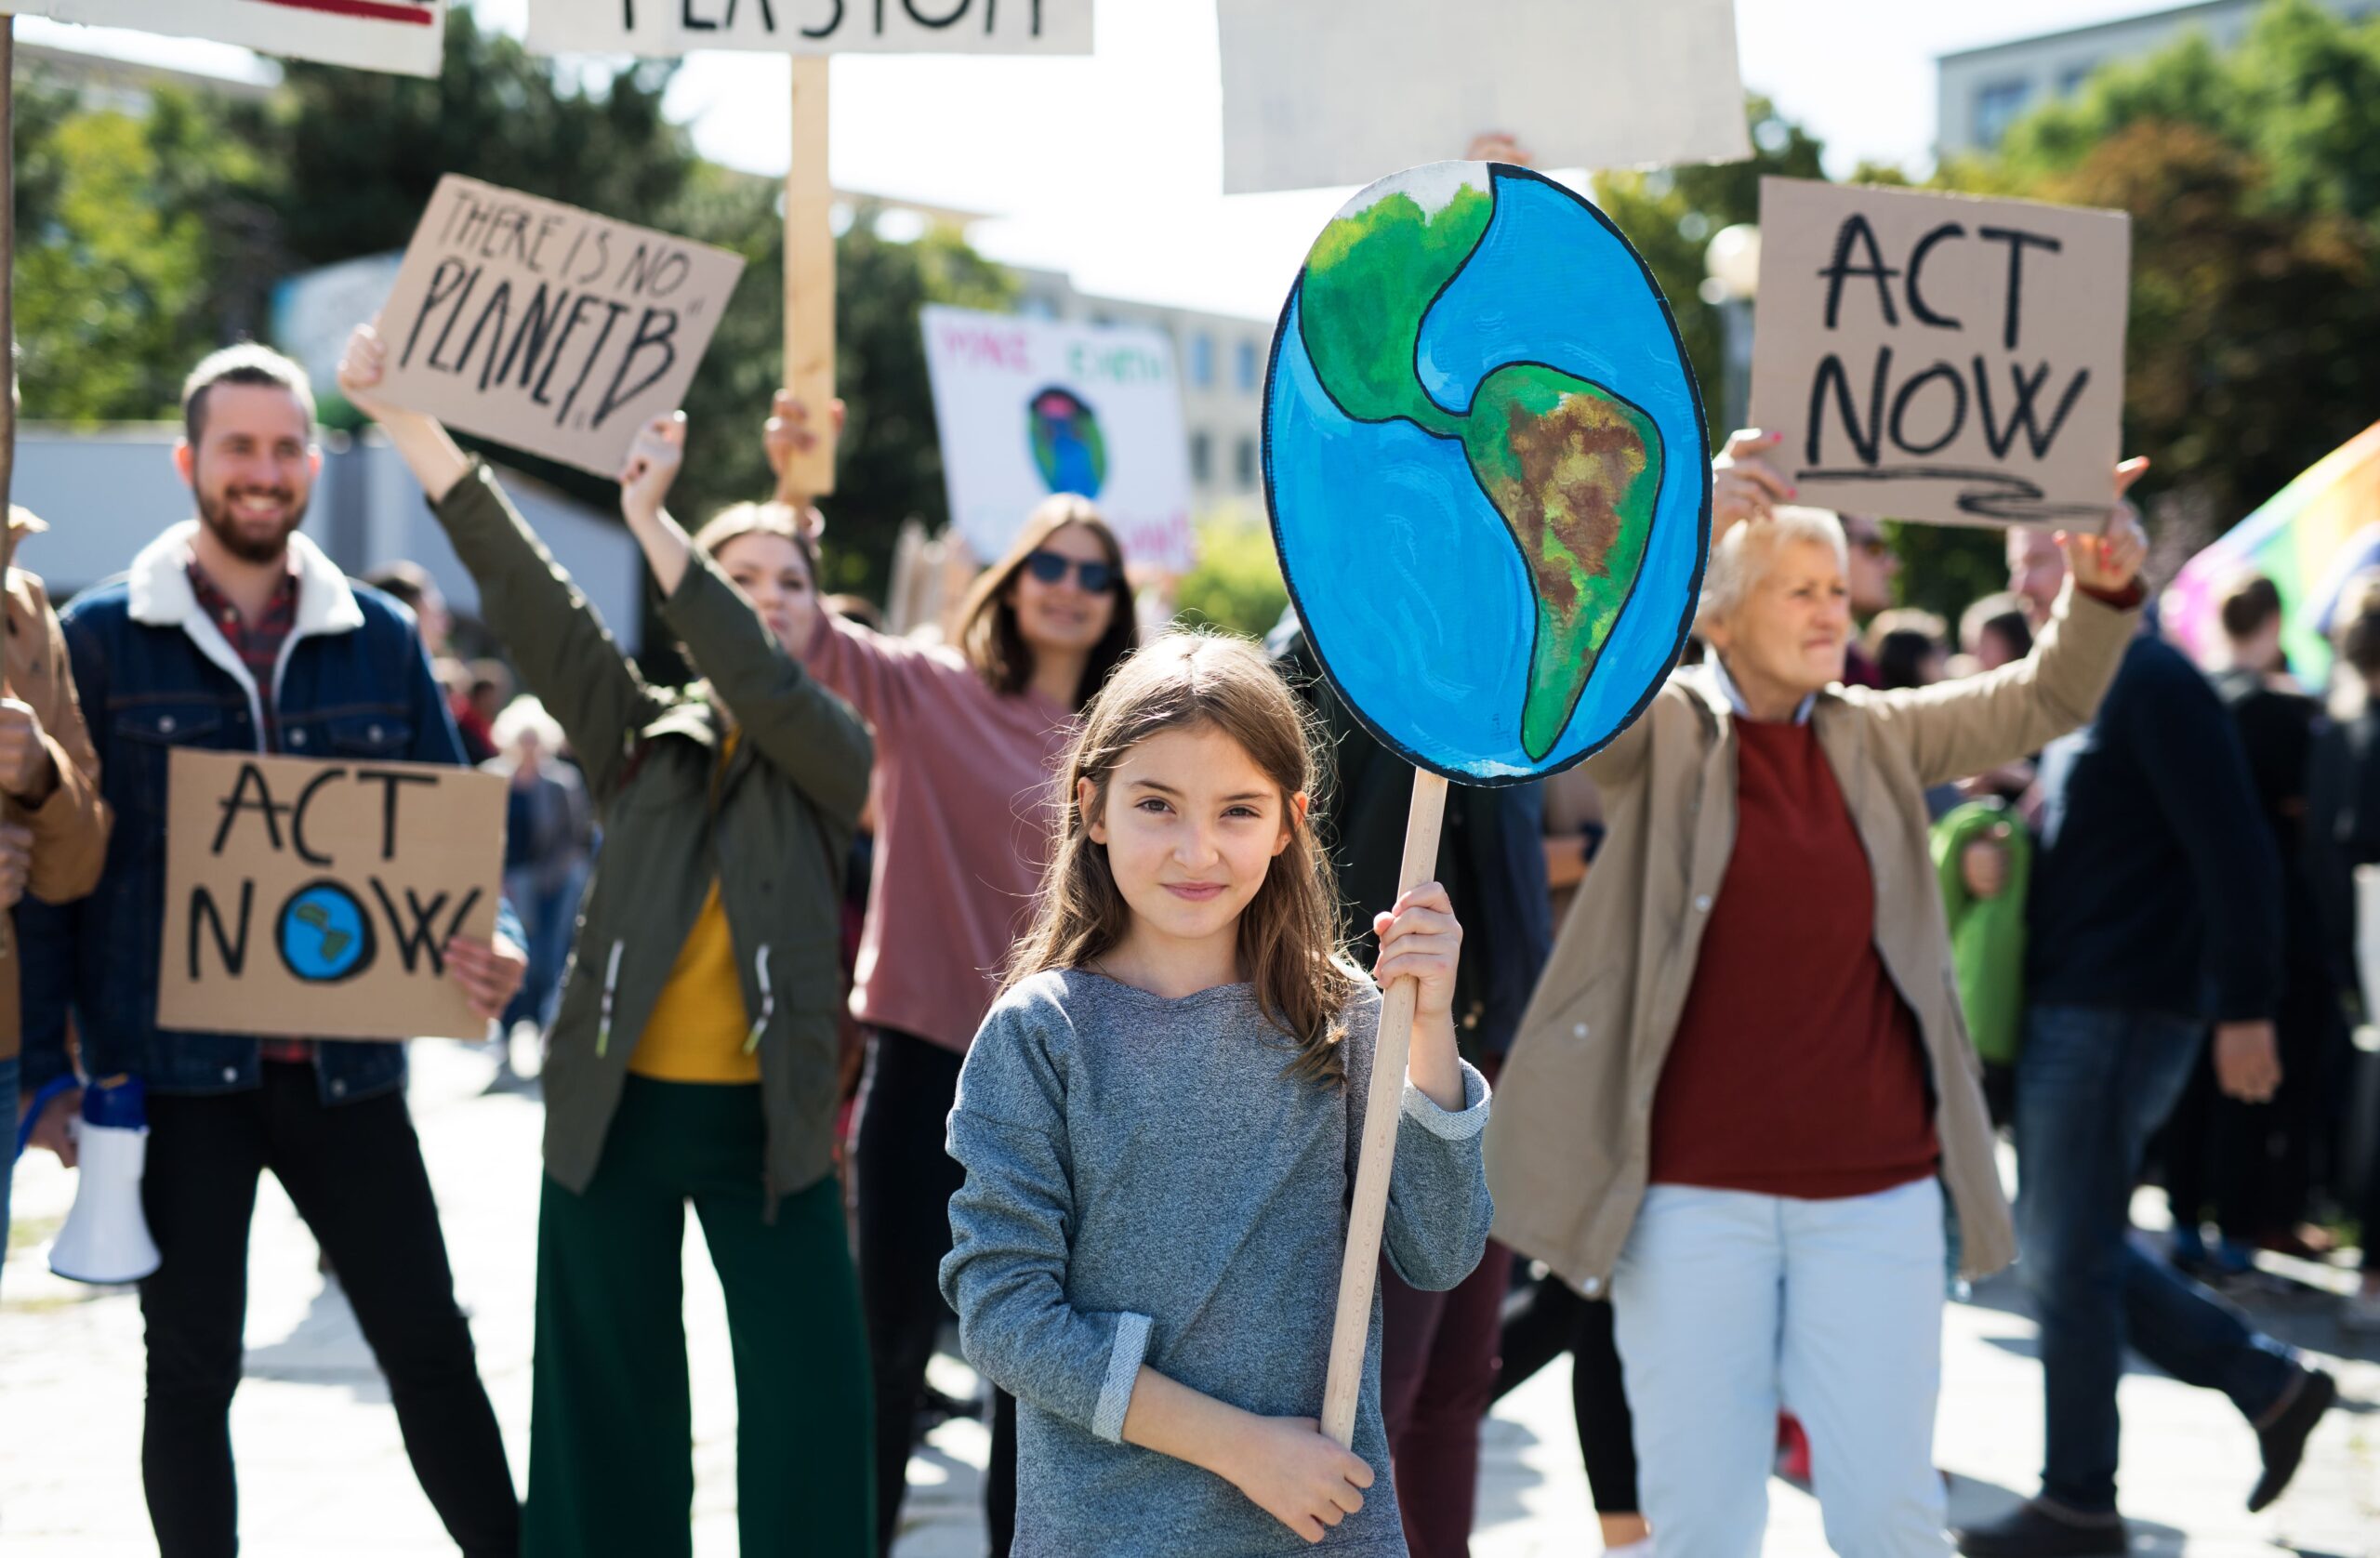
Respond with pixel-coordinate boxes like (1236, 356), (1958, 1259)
(939, 630), (1494, 1556)
(763, 394), (1139, 1552)
(337, 327), (873, 1558)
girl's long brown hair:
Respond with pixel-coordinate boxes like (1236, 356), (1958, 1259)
(955, 494), (1139, 707)
(1004, 629), (1362, 1088)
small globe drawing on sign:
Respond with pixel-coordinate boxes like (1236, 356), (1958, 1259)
(277, 881), (376, 984)
(1264, 161), (1710, 783)
(1028, 386), (1107, 498)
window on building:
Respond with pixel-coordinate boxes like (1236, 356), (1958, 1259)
(1190, 333), (1214, 388)
(1235, 436), (1258, 490)
(2056, 63), (2096, 98)
(1190, 432), (1213, 485)
(1973, 80), (2034, 148)
(1236, 339), (1261, 393)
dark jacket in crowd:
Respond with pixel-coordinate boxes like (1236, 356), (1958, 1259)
(17, 522), (495, 1103)
(2028, 635), (2283, 1023)
(431, 465), (870, 1211)
(1271, 620), (1552, 1063)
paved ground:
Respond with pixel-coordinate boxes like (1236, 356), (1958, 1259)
(4, 1040), (2374, 1555)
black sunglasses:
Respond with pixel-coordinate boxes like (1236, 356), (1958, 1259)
(1024, 549), (1117, 594)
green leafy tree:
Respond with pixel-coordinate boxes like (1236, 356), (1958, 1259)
(12, 77), (271, 420)
(1174, 519), (1288, 639)
(1591, 96), (1827, 453)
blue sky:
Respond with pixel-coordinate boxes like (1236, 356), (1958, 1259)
(23, 0), (2191, 320)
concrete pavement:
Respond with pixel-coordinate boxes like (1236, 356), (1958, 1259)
(4, 1040), (2373, 1555)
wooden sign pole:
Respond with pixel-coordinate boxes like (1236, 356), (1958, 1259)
(777, 54), (836, 506)
(1319, 765), (1449, 1447)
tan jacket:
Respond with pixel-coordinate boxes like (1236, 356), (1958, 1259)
(1486, 581), (2137, 1294)
(2, 513), (111, 1062)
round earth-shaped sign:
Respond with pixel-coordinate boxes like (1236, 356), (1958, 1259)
(276, 880), (376, 984)
(1263, 161), (1710, 784)
(1028, 386), (1107, 498)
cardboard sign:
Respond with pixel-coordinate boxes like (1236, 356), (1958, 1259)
(1215, 0), (1750, 196)
(524, 0), (1091, 55)
(159, 749), (506, 1042)
(18, 0), (447, 77)
(920, 305), (1197, 574)
(1264, 162), (1709, 784)
(373, 176), (747, 479)
(1748, 178), (2132, 527)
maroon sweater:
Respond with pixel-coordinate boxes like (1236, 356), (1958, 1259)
(1647, 716), (1939, 1200)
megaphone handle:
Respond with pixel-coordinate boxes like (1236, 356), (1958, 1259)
(14, 1072), (77, 1162)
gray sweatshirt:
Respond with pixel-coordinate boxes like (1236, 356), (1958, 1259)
(940, 969), (1493, 1557)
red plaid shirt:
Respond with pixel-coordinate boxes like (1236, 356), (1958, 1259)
(187, 559), (312, 1063)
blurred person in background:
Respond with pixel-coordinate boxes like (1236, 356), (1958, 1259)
(1961, 533), (2336, 1556)
(487, 696), (593, 1071)
(2161, 574), (2342, 1279)
(1839, 512), (1899, 688)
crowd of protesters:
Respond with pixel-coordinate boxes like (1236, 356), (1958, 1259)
(1, 295), (2373, 1558)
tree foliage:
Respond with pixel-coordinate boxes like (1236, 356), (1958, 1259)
(12, 2), (1011, 608)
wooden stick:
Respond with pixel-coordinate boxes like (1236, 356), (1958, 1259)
(776, 54), (835, 505)
(1320, 765), (1450, 1447)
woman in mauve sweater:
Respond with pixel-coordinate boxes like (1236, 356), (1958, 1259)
(766, 394), (1140, 1555)
(1487, 430), (2150, 1557)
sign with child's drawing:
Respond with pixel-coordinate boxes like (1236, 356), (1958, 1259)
(1748, 178), (2131, 527)
(1215, 0), (1750, 195)
(373, 176), (747, 479)
(16, 0), (448, 77)
(1263, 161), (1709, 784)
(524, 0), (1091, 55)
(158, 750), (506, 1043)
(921, 305), (1197, 574)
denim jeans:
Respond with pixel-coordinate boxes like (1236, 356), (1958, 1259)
(1613, 1178), (1951, 1558)
(2013, 1005), (2300, 1514)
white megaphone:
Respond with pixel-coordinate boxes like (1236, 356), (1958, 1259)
(18, 1075), (162, 1286)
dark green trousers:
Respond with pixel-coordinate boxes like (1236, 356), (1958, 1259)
(524, 1077), (873, 1557)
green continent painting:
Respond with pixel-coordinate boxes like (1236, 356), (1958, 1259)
(1265, 162), (1707, 783)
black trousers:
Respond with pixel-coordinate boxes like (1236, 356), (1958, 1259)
(139, 1063), (519, 1558)
(852, 1028), (1014, 1556)
(1495, 1269), (1640, 1517)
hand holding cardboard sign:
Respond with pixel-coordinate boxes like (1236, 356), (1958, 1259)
(1712, 429), (1795, 535)
(0, 698), (58, 803)
(762, 390), (842, 528)
(619, 413), (687, 530)
(2056, 457), (2150, 595)
(443, 932), (528, 1023)
(339, 323), (473, 505)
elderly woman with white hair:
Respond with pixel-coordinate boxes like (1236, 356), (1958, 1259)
(1486, 431), (2150, 1556)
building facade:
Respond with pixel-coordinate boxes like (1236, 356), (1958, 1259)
(1937, 0), (2380, 156)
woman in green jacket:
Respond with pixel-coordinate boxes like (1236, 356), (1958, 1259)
(339, 325), (875, 1558)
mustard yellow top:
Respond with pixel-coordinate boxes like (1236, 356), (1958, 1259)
(628, 735), (759, 1085)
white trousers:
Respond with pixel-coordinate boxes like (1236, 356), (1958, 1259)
(1611, 1178), (1951, 1558)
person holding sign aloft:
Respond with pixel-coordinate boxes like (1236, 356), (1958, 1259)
(1487, 432), (2151, 1557)
(340, 325), (876, 1558)
(763, 391), (1140, 1554)
(939, 630), (1492, 1555)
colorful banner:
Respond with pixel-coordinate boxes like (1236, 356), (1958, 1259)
(2165, 421), (2380, 684)
(18, 1), (447, 77)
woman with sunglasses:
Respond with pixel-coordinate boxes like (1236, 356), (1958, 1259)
(765, 393), (1141, 1556)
